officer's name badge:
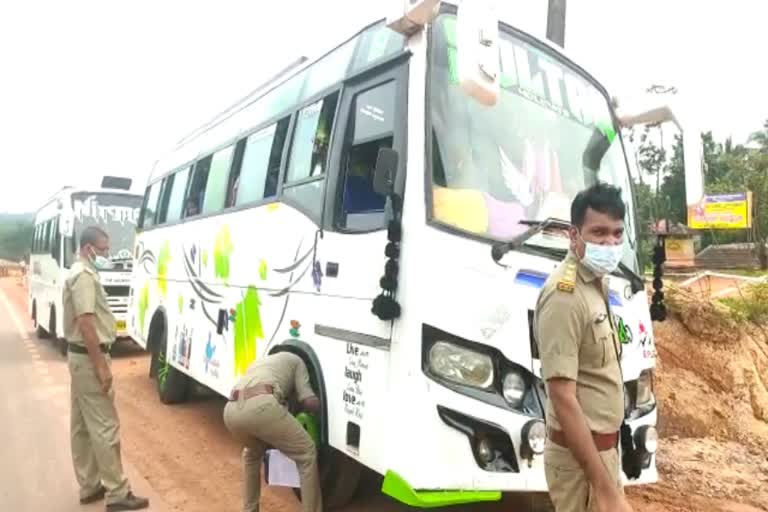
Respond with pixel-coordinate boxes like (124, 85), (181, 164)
(557, 262), (577, 293)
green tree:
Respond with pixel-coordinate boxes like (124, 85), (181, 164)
(0, 214), (34, 262)
(748, 119), (768, 151)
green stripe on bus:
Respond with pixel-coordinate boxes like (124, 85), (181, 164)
(381, 470), (501, 508)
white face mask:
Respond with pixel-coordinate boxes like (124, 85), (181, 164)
(580, 237), (624, 276)
(89, 248), (114, 271)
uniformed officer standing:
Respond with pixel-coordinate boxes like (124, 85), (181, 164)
(63, 226), (149, 511)
(534, 183), (633, 512)
(224, 351), (322, 512)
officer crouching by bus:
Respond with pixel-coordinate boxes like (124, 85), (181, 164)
(534, 183), (633, 512)
(223, 351), (322, 512)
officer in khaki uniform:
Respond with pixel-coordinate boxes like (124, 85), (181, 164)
(63, 226), (149, 511)
(534, 183), (633, 512)
(224, 351), (321, 512)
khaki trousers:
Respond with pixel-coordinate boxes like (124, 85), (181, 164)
(544, 441), (623, 512)
(223, 394), (321, 512)
(68, 352), (130, 504)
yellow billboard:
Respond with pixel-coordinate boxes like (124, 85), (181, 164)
(687, 192), (753, 230)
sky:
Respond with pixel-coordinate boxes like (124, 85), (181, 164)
(1, 0), (766, 213)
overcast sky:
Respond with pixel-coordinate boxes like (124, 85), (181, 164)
(1, 0), (765, 213)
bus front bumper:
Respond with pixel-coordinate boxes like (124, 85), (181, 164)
(384, 378), (658, 497)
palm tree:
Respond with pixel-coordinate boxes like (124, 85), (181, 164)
(748, 119), (768, 151)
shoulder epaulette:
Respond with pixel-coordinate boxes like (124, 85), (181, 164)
(556, 261), (577, 293)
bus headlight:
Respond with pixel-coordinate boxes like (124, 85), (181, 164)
(637, 370), (654, 405)
(428, 342), (494, 389)
(502, 371), (526, 408)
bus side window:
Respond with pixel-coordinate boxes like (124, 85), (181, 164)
(164, 167), (191, 223)
(230, 117), (290, 208)
(338, 81), (396, 231)
(51, 217), (61, 264)
(141, 181), (163, 229)
(202, 146), (234, 215)
(156, 173), (176, 224)
(283, 92), (340, 223)
(42, 221), (50, 255)
(185, 156), (212, 218)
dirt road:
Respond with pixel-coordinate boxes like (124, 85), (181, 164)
(1, 277), (764, 512)
(0, 279), (168, 511)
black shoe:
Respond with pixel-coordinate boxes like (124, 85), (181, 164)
(105, 492), (150, 511)
(80, 485), (106, 504)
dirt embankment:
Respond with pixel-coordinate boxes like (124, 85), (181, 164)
(638, 285), (768, 511)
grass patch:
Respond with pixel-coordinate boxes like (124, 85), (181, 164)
(718, 282), (768, 324)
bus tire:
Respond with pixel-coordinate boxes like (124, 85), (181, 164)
(32, 302), (48, 339)
(293, 446), (362, 510)
(154, 323), (189, 404)
(48, 308), (60, 349)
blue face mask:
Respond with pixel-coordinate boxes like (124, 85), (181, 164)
(581, 237), (624, 276)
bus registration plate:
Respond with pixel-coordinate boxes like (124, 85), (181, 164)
(116, 320), (126, 330)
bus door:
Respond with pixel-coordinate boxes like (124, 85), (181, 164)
(312, 63), (408, 347)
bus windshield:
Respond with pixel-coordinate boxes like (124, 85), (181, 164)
(429, 14), (638, 269)
(72, 192), (142, 261)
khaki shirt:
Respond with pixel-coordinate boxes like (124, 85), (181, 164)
(62, 258), (117, 345)
(236, 352), (316, 406)
(534, 252), (624, 433)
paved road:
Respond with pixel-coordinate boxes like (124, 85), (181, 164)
(0, 284), (168, 512)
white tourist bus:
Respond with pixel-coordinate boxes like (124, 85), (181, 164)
(128, 1), (703, 508)
(29, 178), (143, 355)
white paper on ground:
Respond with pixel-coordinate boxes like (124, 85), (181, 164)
(265, 449), (300, 488)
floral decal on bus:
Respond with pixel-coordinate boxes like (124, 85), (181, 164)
(233, 285), (264, 376)
(157, 241), (171, 297)
(214, 225), (233, 282)
(138, 283), (150, 333)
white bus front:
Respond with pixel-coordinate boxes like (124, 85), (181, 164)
(377, 7), (657, 503)
(72, 192), (141, 338)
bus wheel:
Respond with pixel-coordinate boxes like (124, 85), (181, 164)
(155, 327), (189, 405)
(33, 303), (48, 339)
(149, 344), (159, 379)
(293, 446), (362, 510)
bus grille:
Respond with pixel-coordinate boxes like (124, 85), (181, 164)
(104, 285), (130, 297)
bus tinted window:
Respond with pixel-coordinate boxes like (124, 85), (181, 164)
(203, 146), (234, 215)
(142, 182), (162, 228)
(51, 217), (61, 263)
(286, 93), (339, 183)
(233, 118), (289, 206)
(340, 81), (396, 230)
(156, 174), (175, 224)
(186, 156), (212, 217)
(165, 167), (190, 223)
(350, 24), (406, 74)
(239, 71), (305, 134)
(301, 39), (356, 103)
(283, 179), (325, 223)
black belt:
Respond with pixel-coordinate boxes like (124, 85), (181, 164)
(68, 342), (111, 354)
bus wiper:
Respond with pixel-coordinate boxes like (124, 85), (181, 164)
(491, 218), (645, 295)
(491, 217), (571, 262)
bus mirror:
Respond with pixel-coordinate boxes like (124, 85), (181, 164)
(373, 148), (399, 197)
(456, 0), (500, 106)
